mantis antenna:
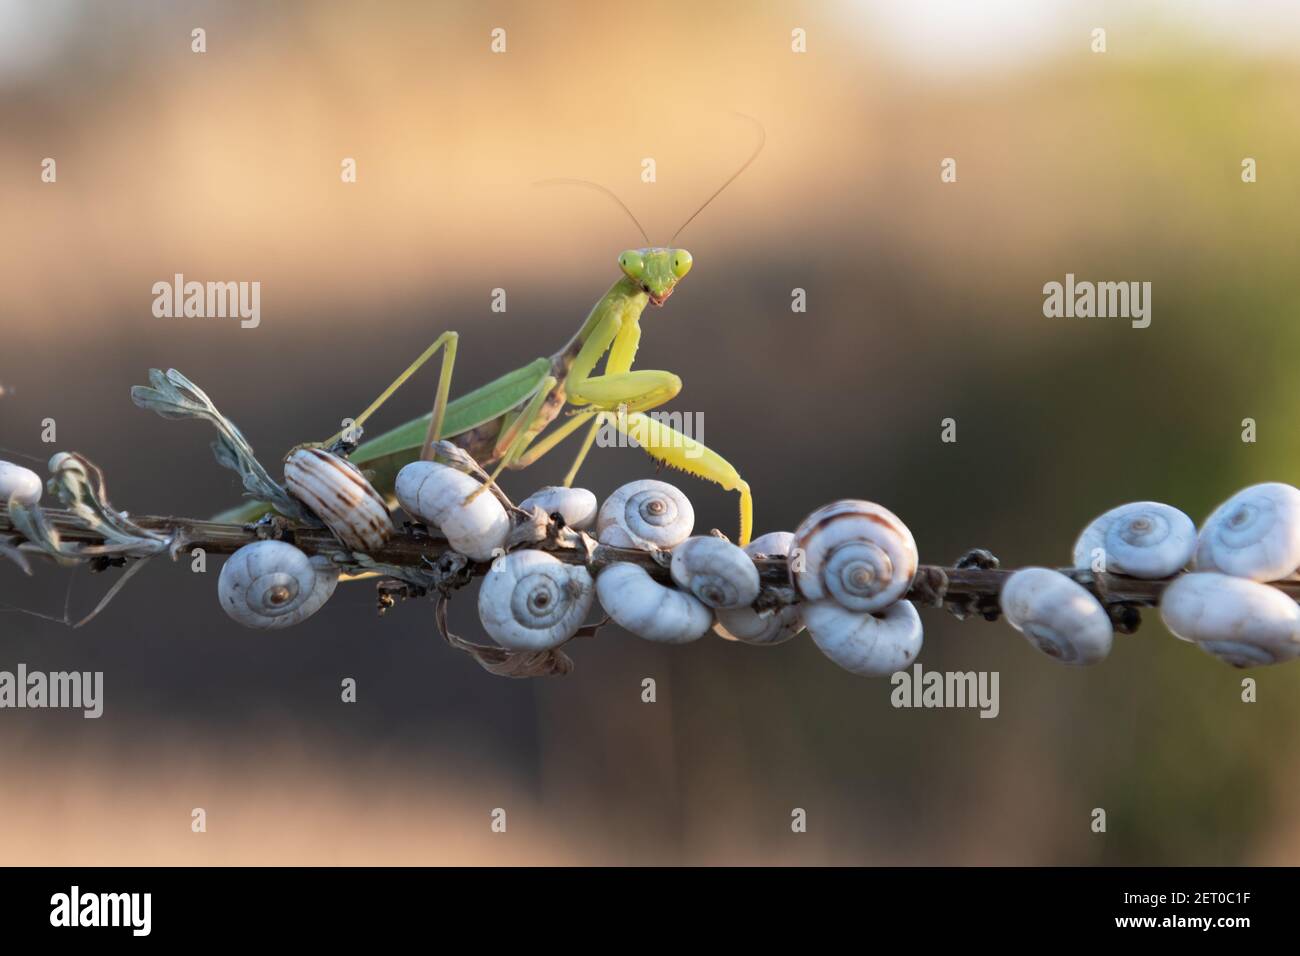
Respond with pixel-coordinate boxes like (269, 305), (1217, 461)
(670, 113), (766, 244)
(535, 177), (651, 246)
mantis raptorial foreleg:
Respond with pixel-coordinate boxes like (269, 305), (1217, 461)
(321, 331), (459, 454)
(612, 411), (754, 545)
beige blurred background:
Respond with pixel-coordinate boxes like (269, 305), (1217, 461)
(3, 0), (1300, 864)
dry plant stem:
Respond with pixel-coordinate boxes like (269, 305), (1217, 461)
(4, 506), (1285, 616)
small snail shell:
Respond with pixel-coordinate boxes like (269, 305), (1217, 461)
(0, 460), (42, 506)
(745, 531), (796, 558)
(477, 550), (594, 651)
(596, 479), (694, 550)
(394, 460), (510, 561)
(713, 532), (802, 645)
(999, 567), (1113, 665)
(1071, 501), (1195, 578)
(218, 540), (338, 629)
(1193, 483), (1300, 581)
(517, 486), (598, 531)
(595, 562), (712, 643)
(669, 536), (760, 609)
(1160, 572), (1300, 668)
(792, 500), (917, 614)
(284, 448), (394, 552)
(802, 599), (923, 677)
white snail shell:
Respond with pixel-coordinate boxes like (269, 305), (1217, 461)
(1159, 572), (1300, 668)
(1071, 501), (1196, 578)
(791, 500), (918, 614)
(745, 531), (796, 558)
(596, 479), (694, 550)
(394, 460), (510, 561)
(477, 550), (594, 651)
(802, 599), (923, 677)
(669, 536), (760, 610)
(517, 486), (598, 531)
(0, 460), (42, 506)
(595, 562), (712, 644)
(999, 567), (1113, 665)
(713, 532), (802, 645)
(1193, 483), (1300, 581)
(218, 540), (339, 630)
(284, 448), (394, 552)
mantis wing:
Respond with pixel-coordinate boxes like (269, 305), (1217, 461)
(353, 357), (553, 495)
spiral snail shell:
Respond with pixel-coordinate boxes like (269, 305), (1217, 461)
(1193, 482), (1300, 582)
(791, 500), (917, 614)
(596, 479), (694, 550)
(1159, 572), (1300, 668)
(0, 460), (42, 506)
(802, 599), (923, 677)
(284, 448), (394, 553)
(477, 550), (595, 651)
(1071, 501), (1195, 578)
(713, 532), (802, 645)
(595, 562), (712, 644)
(999, 568), (1113, 665)
(394, 460), (510, 561)
(669, 536), (760, 610)
(517, 486), (599, 531)
(217, 540), (339, 629)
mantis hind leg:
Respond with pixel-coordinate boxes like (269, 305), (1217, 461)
(463, 374), (559, 504)
(612, 411), (753, 545)
(321, 331), (459, 454)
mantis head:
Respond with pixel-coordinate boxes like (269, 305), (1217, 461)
(619, 248), (693, 306)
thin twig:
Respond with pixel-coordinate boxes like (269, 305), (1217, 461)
(2, 505), (1277, 619)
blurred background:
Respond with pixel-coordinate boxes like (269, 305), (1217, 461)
(3, 0), (1300, 864)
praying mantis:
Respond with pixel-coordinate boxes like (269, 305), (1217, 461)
(219, 122), (764, 545)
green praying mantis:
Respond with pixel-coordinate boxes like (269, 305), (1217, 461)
(219, 122), (764, 545)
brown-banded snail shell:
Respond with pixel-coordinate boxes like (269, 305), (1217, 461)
(285, 448), (394, 552)
(792, 500), (917, 614)
(217, 540), (338, 629)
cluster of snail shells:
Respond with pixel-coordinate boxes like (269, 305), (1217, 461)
(789, 501), (923, 676)
(590, 489), (926, 676)
(1164, 483), (1300, 667)
(1001, 486), (1300, 669)
(215, 447), (390, 629)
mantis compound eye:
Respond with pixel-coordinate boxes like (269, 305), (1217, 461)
(618, 250), (644, 279)
(671, 249), (693, 279)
